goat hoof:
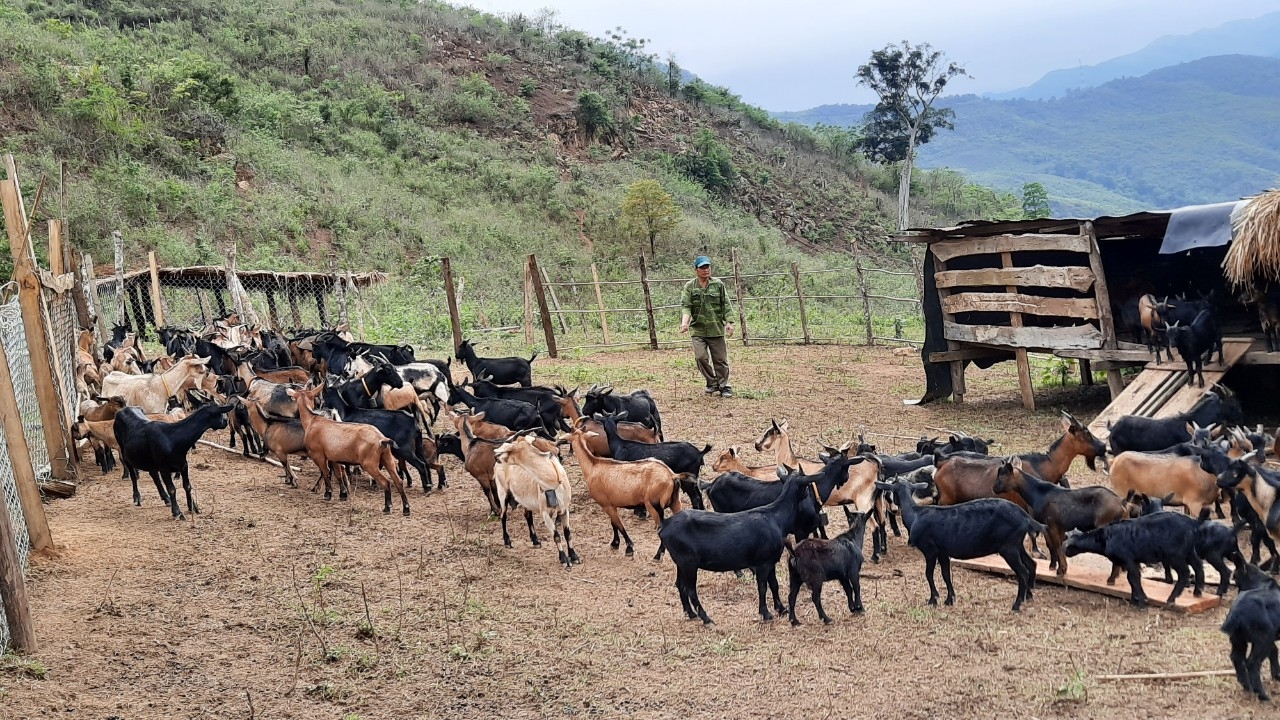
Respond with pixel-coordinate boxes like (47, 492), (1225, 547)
(927, 598), (938, 606)
(402, 508), (410, 516)
(532, 539), (542, 548)
(570, 553), (582, 565)
(822, 618), (833, 625)
(853, 605), (864, 614)
(702, 618), (714, 626)
(944, 597), (955, 606)
(323, 493), (333, 501)
(624, 547), (634, 557)
(382, 507), (391, 514)
(790, 619), (801, 627)
(1193, 589), (1203, 597)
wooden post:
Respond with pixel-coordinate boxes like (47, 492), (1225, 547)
(83, 253), (105, 346)
(112, 230), (125, 328)
(147, 251), (165, 328)
(2, 155), (74, 486)
(934, 255), (965, 403)
(0, 336), (55, 558)
(0, 461), (36, 651)
(196, 288), (211, 325)
(731, 249), (749, 346)
(330, 254), (348, 326)
(1001, 251), (1036, 411)
(638, 254), (658, 350)
(523, 264), (535, 346)
(1084, 221), (1125, 399)
(348, 272), (365, 340)
(1080, 359), (1094, 386)
(527, 254), (558, 358)
(285, 283), (301, 328)
(790, 262), (811, 345)
(539, 265), (569, 334)
(214, 288), (228, 318)
(441, 257), (463, 353)
(314, 286), (328, 327)
(48, 219), (65, 274)
(264, 288), (281, 330)
(854, 245), (874, 345)
(68, 246), (92, 331)
(590, 262), (610, 345)
(127, 282), (148, 339)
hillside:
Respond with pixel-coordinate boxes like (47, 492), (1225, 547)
(775, 55), (1280, 215)
(987, 10), (1280, 100)
(0, 0), (951, 310)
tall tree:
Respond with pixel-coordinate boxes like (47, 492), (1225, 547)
(620, 180), (681, 255)
(856, 41), (968, 230)
(1021, 182), (1052, 219)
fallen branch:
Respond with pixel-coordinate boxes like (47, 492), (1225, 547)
(1096, 669), (1234, 682)
(197, 439), (302, 472)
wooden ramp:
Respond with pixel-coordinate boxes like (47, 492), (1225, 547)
(955, 553), (1221, 613)
(1088, 338), (1253, 443)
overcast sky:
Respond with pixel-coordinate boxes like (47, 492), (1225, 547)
(459, 0), (1277, 111)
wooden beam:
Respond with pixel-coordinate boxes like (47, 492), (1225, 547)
(731, 249), (749, 346)
(638, 254), (658, 351)
(791, 261), (811, 345)
(441, 257), (463, 353)
(1000, 251), (1036, 411)
(942, 292), (1099, 319)
(943, 321), (1103, 350)
(0, 332), (54, 559)
(1083, 221), (1124, 399)
(590, 263), (610, 345)
(931, 233), (1090, 263)
(934, 255), (965, 403)
(147, 251), (166, 328)
(0, 439), (35, 651)
(527, 254), (558, 358)
(928, 348), (1014, 363)
(1055, 348), (1160, 362)
(935, 265), (1096, 292)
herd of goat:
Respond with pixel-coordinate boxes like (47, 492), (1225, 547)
(69, 315), (1280, 702)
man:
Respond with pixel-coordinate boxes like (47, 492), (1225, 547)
(679, 255), (735, 397)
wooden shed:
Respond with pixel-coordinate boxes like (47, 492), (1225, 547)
(897, 200), (1271, 435)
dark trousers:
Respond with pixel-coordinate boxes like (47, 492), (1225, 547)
(692, 335), (730, 389)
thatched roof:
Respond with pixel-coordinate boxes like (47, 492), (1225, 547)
(1224, 190), (1280, 287)
(95, 266), (388, 291)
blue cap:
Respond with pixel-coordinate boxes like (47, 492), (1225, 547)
(694, 255), (711, 268)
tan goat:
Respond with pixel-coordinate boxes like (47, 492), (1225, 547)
(101, 355), (212, 413)
(493, 435), (580, 568)
(711, 446), (780, 481)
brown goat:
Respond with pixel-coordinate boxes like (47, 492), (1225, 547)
(711, 446), (779, 481)
(245, 399), (308, 487)
(1108, 451), (1218, 518)
(450, 410), (555, 514)
(289, 385), (409, 515)
(561, 427), (685, 561)
(556, 394), (659, 456)
(753, 419), (826, 474)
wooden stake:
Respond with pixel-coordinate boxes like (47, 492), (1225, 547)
(523, 264), (535, 346)
(638, 254), (658, 350)
(48, 219), (65, 274)
(147, 251), (166, 328)
(2, 155), (74, 487)
(590, 263), (610, 345)
(539, 265), (568, 334)
(934, 254), (965, 403)
(113, 230), (125, 329)
(1002, 250), (1036, 411)
(441, 257), (463, 353)
(1084, 221), (1125, 399)
(854, 243), (874, 346)
(527, 255), (557, 358)
(1096, 670), (1233, 682)
(790, 261), (811, 345)
(83, 253), (105, 346)
(731, 249), (749, 346)
(0, 436), (36, 652)
(0, 334), (55, 558)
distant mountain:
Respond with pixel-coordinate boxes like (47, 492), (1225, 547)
(773, 55), (1280, 215)
(988, 11), (1280, 100)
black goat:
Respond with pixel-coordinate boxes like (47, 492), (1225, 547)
(455, 339), (535, 387)
(321, 386), (442, 491)
(658, 462), (860, 625)
(917, 434), (993, 457)
(114, 403), (234, 520)
(1127, 499), (1246, 597)
(784, 510), (869, 625)
(448, 385), (541, 434)
(1221, 563), (1280, 702)
(1107, 390), (1240, 455)
(877, 478), (1042, 612)
(599, 413), (711, 510)
(1064, 511), (1202, 607)
(581, 385), (663, 440)
(334, 360), (405, 410)
(701, 460), (855, 539)
(1166, 308), (1224, 388)
(468, 378), (569, 436)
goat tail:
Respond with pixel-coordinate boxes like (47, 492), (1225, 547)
(782, 537), (797, 557)
(699, 443), (713, 455)
(528, 351), (539, 363)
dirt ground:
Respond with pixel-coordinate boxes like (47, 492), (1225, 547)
(1, 345), (1273, 719)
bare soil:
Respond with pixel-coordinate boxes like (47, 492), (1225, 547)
(1, 346), (1271, 719)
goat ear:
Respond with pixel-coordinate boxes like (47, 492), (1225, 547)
(1162, 492), (1175, 503)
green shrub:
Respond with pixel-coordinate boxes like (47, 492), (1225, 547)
(675, 129), (736, 194)
(517, 79), (537, 97)
(576, 91), (613, 141)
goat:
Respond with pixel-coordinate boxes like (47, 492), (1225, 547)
(467, 377), (570, 437)
(1137, 293), (1171, 362)
(455, 338), (535, 387)
(597, 413), (711, 510)
(701, 457), (863, 541)
(1241, 284), (1280, 353)
(101, 356), (213, 413)
(658, 470), (830, 624)
(879, 478), (1042, 611)
(992, 458), (1128, 576)
(560, 427), (686, 561)
(1130, 503), (1246, 597)
(72, 417), (119, 474)
(1107, 446), (1232, 518)
(917, 433), (994, 458)
(783, 510), (869, 625)
(557, 395), (659, 456)
(245, 400), (308, 487)
(753, 419), (826, 474)
(1166, 308), (1224, 388)
(114, 403), (234, 520)
(581, 385), (663, 440)
(1213, 454), (1280, 560)
(289, 385), (410, 515)
(1107, 389), (1240, 455)
(449, 384), (541, 435)
(320, 384), (439, 492)
(493, 435), (580, 568)
(1221, 563), (1280, 702)
(1064, 511), (1202, 607)
(711, 447), (778, 481)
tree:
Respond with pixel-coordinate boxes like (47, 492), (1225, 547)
(856, 41), (968, 230)
(666, 54), (682, 98)
(620, 180), (681, 255)
(674, 128), (736, 195)
(1021, 182), (1052, 219)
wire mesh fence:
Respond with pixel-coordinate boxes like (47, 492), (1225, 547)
(0, 294), (35, 654)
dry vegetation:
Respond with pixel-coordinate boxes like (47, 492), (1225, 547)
(1, 346), (1270, 719)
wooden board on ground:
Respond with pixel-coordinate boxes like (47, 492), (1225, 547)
(1088, 338), (1253, 443)
(954, 553), (1222, 613)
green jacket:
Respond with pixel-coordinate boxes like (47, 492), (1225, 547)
(681, 276), (733, 337)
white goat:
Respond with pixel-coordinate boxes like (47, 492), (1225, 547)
(101, 355), (213, 413)
(494, 435), (580, 568)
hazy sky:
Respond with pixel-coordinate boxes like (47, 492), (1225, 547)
(460, 0), (1277, 111)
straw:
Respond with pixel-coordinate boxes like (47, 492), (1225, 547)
(1224, 190), (1280, 287)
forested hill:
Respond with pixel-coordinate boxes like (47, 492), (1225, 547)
(0, 0), (966, 294)
(776, 55), (1280, 216)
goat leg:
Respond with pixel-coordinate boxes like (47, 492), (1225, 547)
(924, 555), (940, 606)
(754, 567), (774, 622)
(564, 524), (580, 565)
(181, 465), (199, 515)
(939, 555), (957, 606)
(524, 509), (540, 547)
(787, 572), (804, 626)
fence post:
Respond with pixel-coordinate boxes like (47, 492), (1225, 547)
(790, 261), (811, 345)
(523, 264), (535, 346)
(638, 254), (658, 350)
(527, 254), (558, 358)
(731, 249), (749, 346)
(0, 337), (55, 558)
(590, 262), (611, 346)
(0, 465), (36, 652)
(48, 219), (65, 274)
(2, 154), (74, 488)
(69, 246), (93, 332)
(539, 264), (568, 334)
(854, 244), (874, 346)
(113, 230), (126, 330)
(441, 257), (463, 353)
(147, 251), (166, 328)
(330, 254), (349, 327)
(83, 253), (105, 345)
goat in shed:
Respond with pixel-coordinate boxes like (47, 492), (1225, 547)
(784, 510), (869, 625)
(878, 478), (1043, 612)
(1166, 308), (1224, 389)
(455, 338), (535, 387)
(493, 435), (580, 568)
(114, 403), (234, 520)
